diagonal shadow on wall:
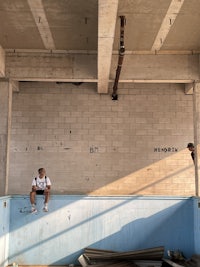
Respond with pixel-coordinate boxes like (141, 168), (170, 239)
(7, 194), (194, 265)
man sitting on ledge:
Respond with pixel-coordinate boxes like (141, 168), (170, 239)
(30, 168), (51, 213)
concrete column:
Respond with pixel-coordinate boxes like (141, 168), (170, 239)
(193, 81), (200, 196)
(0, 45), (5, 77)
(98, 0), (118, 93)
(0, 80), (13, 196)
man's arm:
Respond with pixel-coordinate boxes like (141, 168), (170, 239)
(45, 177), (51, 191)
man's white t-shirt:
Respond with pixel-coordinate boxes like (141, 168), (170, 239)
(32, 176), (51, 190)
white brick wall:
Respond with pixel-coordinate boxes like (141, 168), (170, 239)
(9, 82), (195, 195)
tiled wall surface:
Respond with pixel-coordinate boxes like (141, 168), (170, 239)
(9, 82), (194, 195)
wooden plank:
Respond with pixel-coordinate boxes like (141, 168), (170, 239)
(7, 266), (68, 267)
(78, 254), (90, 267)
(162, 259), (184, 267)
(84, 248), (118, 254)
(80, 261), (139, 267)
(84, 246), (164, 261)
(134, 260), (162, 267)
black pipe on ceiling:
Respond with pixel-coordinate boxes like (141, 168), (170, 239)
(112, 16), (126, 101)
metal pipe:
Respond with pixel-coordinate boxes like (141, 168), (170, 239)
(112, 16), (126, 100)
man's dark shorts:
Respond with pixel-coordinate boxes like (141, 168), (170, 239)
(36, 190), (44, 195)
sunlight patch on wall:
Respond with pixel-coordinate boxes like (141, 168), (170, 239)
(89, 149), (195, 196)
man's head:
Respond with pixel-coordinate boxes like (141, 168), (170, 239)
(38, 168), (46, 178)
(187, 143), (194, 152)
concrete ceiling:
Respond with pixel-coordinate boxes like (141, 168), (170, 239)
(0, 0), (200, 94)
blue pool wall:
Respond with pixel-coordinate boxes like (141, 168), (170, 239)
(0, 195), (199, 266)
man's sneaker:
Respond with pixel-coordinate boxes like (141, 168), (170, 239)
(31, 207), (37, 213)
(43, 206), (48, 212)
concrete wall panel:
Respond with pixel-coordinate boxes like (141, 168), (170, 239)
(9, 82), (195, 195)
(0, 196), (10, 267)
(8, 196), (194, 265)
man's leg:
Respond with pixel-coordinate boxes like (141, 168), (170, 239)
(43, 190), (50, 211)
(30, 191), (37, 212)
(30, 191), (36, 204)
(44, 190), (50, 203)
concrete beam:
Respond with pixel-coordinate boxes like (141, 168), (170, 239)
(151, 0), (185, 51)
(111, 54), (199, 81)
(11, 80), (19, 92)
(98, 0), (118, 94)
(5, 48), (200, 55)
(0, 45), (5, 77)
(27, 0), (56, 50)
(5, 52), (97, 81)
(185, 83), (193, 94)
(5, 52), (199, 83)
